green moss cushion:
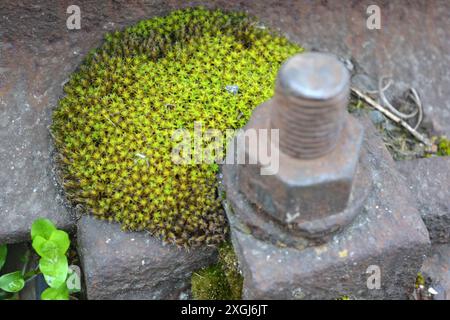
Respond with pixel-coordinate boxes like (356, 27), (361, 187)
(191, 242), (243, 300)
(52, 7), (302, 247)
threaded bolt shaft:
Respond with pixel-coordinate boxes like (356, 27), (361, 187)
(271, 53), (350, 159)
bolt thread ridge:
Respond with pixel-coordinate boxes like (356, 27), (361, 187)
(271, 83), (349, 159)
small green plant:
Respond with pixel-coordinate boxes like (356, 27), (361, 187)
(0, 244), (24, 299)
(1, 245), (29, 300)
(0, 218), (80, 300)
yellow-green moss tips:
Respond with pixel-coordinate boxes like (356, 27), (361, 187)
(436, 136), (450, 156)
(415, 272), (425, 289)
(52, 7), (303, 247)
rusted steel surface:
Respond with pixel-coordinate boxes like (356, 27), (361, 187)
(272, 53), (350, 159)
(236, 102), (367, 241)
(223, 115), (430, 299)
(234, 53), (365, 240)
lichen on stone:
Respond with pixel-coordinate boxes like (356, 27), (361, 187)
(51, 7), (303, 247)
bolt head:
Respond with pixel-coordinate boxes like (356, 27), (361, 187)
(277, 52), (350, 101)
(237, 101), (364, 226)
(272, 53), (350, 159)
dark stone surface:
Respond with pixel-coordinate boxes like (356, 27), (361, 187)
(0, 33), (76, 242)
(4, 0), (449, 135)
(420, 244), (450, 300)
(1, 0), (448, 240)
(224, 116), (430, 299)
(396, 157), (450, 244)
(77, 216), (218, 300)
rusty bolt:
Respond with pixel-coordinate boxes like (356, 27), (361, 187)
(234, 52), (366, 238)
(271, 53), (350, 159)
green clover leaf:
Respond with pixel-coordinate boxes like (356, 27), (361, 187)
(32, 230), (70, 259)
(41, 284), (69, 300)
(31, 218), (56, 241)
(32, 236), (59, 259)
(39, 255), (69, 289)
(49, 230), (70, 256)
(0, 271), (25, 293)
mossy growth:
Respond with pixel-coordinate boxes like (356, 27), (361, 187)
(51, 7), (303, 247)
(436, 136), (450, 156)
(191, 265), (231, 300)
(191, 242), (243, 300)
(415, 272), (425, 289)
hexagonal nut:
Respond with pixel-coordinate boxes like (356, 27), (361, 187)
(236, 100), (364, 226)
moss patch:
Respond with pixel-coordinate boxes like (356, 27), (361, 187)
(436, 136), (450, 156)
(191, 265), (232, 300)
(191, 242), (243, 300)
(52, 7), (303, 247)
(415, 272), (425, 289)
